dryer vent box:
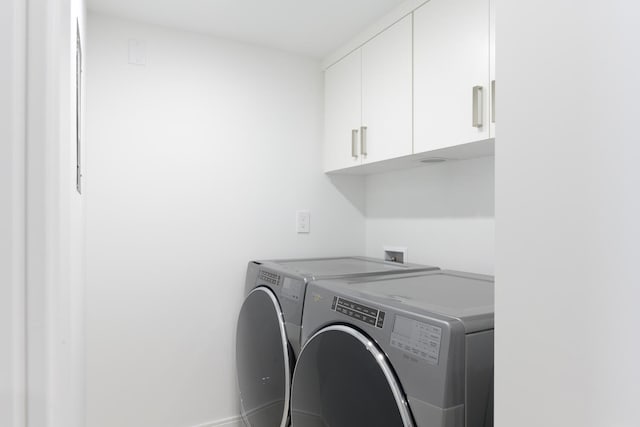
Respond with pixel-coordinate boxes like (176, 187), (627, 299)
(384, 246), (407, 264)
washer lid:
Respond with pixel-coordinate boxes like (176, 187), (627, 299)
(291, 325), (414, 427)
(236, 288), (291, 427)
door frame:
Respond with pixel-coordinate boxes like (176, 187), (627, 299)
(1, 0), (84, 425)
(1, 0), (27, 425)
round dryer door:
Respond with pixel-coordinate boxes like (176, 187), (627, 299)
(291, 325), (414, 427)
(236, 287), (292, 427)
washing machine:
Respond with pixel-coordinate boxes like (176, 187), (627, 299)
(290, 270), (494, 427)
(235, 257), (439, 427)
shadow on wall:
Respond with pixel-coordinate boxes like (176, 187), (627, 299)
(364, 156), (495, 219)
(327, 174), (367, 216)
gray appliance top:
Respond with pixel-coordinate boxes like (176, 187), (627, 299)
(319, 270), (494, 333)
(257, 256), (438, 280)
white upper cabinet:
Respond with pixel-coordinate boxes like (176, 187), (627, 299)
(489, 0), (496, 137)
(324, 50), (362, 172)
(361, 14), (413, 165)
(324, 15), (412, 172)
(323, 1), (495, 174)
(413, 0), (491, 153)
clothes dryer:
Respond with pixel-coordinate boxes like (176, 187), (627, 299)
(236, 257), (438, 427)
(291, 270), (494, 427)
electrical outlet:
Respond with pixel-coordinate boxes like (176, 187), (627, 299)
(296, 210), (310, 233)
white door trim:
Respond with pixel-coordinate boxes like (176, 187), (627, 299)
(25, 0), (63, 423)
(0, 0), (27, 425)
(25, 0), (81, 426)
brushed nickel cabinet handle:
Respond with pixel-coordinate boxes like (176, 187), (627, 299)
(360, 126), (367, 156)
(351, 129), (359, 158)
(472, 85), (484, 128)
(491, 80), (496, 124)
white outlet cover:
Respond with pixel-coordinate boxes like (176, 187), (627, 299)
(128, 39), (146, 65)
(296, 210), (310, 233)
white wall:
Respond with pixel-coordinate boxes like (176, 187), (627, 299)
(365, 156), (494, 274)
(0, 0), (26, 425)
(85, 13), (365, 427)
(496, 1), (640, 426)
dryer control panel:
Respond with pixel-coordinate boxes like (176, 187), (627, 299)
(258, 270), (281, 286)
(257, 269), (303, 303)
(331, 296), (385, 329)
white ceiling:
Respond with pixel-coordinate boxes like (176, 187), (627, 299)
(87, 0), (408, 58)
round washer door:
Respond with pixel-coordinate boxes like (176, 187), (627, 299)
(291, 325), (414, 427)
(236, 287), (291, 427)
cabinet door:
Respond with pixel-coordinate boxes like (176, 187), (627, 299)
(414, 0), (490, 153)
(489, 0), (496, 137)
(324, 50), (362, 172)
(361, 14), (413, 164)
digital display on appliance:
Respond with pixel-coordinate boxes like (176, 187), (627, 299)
(390, 315), (442, 365)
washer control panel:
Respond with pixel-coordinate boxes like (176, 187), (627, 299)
(331, 296), (385, 329)
(390, 316), (442, 365)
